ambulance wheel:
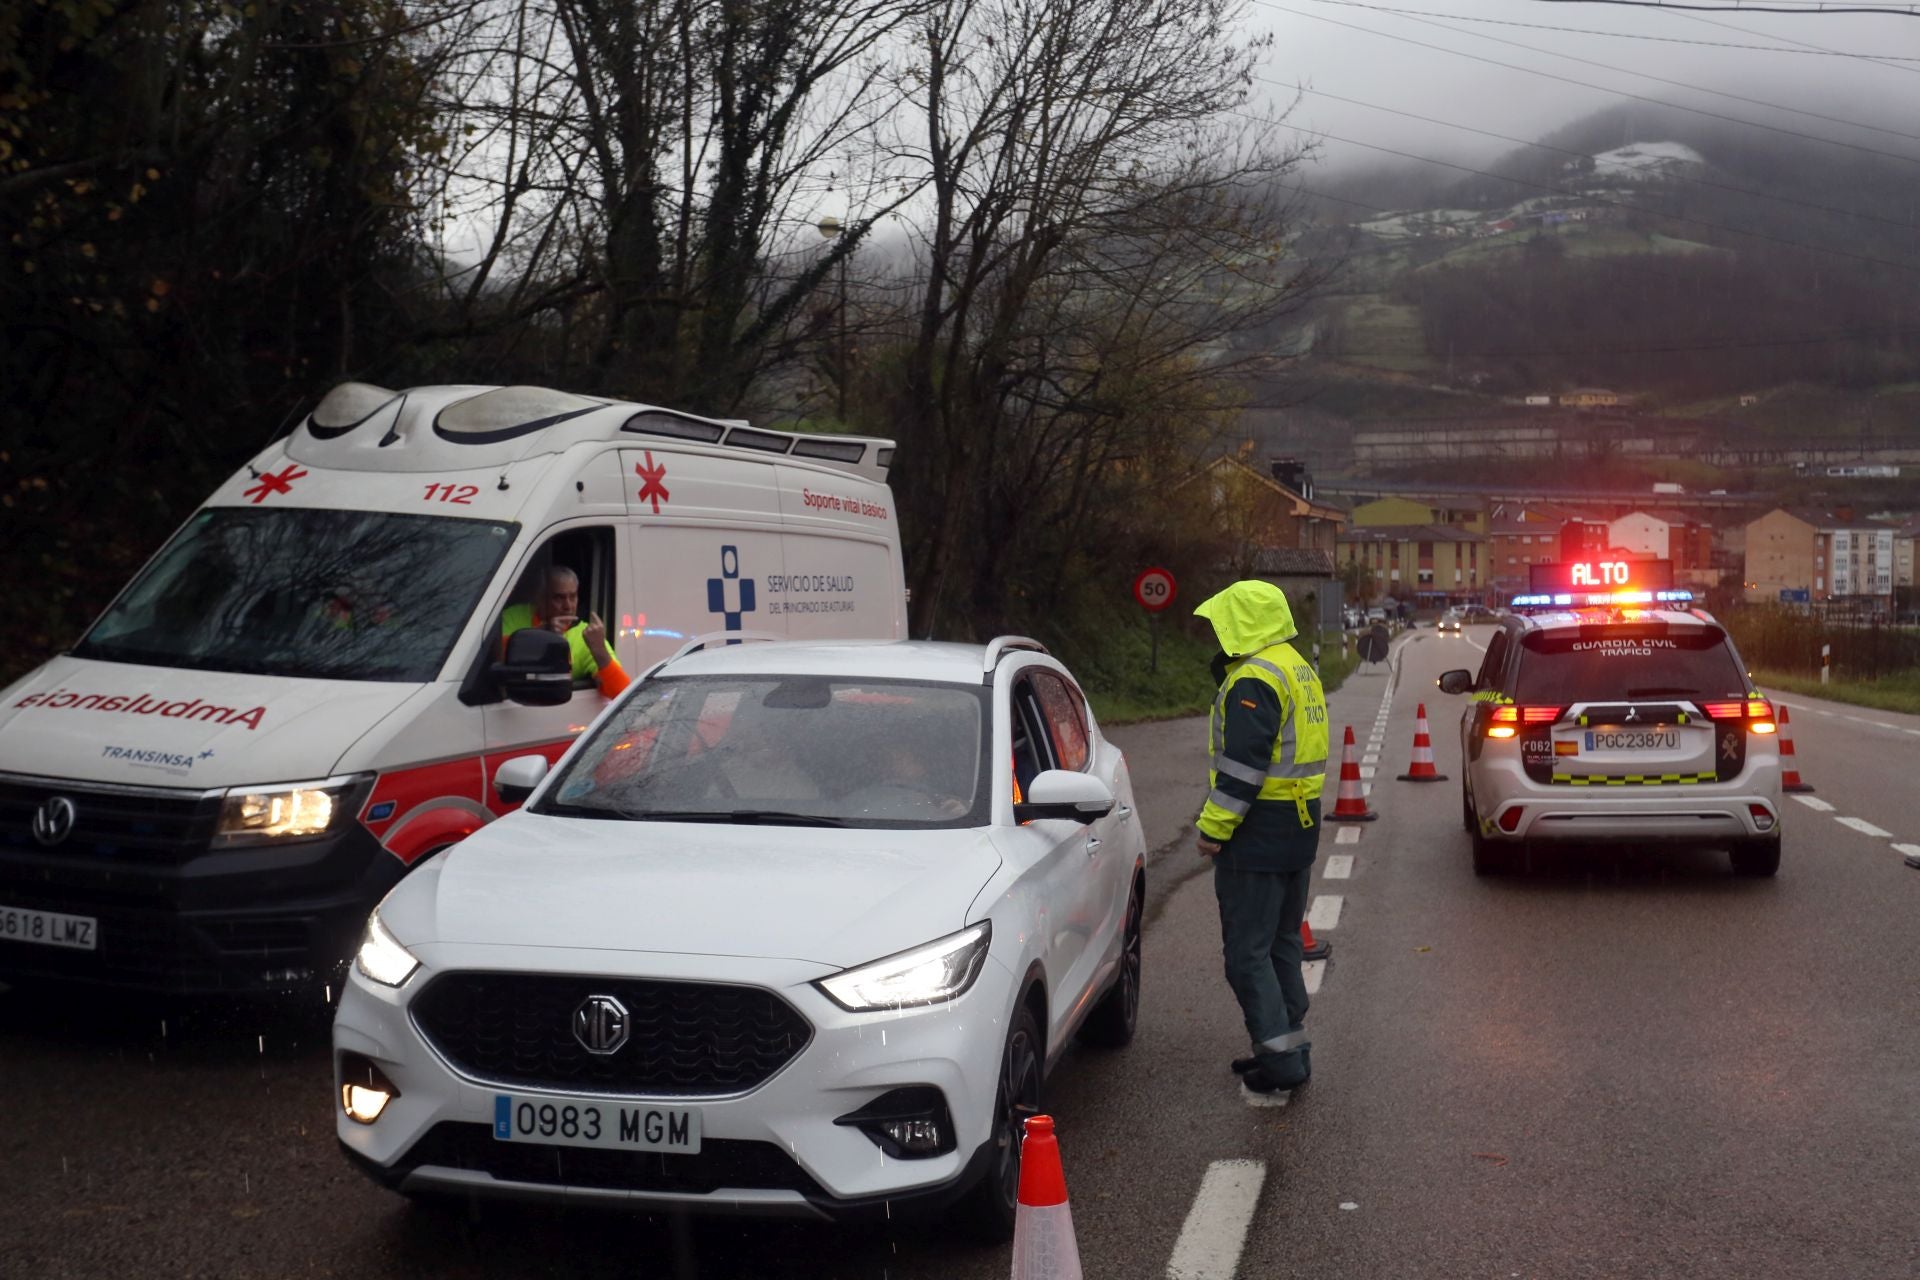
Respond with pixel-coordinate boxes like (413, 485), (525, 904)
(1730, 838), (1781, 877)
(960, 1001), (1042, 1243)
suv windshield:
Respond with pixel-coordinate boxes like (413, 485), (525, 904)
(74, 507), (516, 682)
(541, 675), (990, 829)
(1515, 627), (1750, 705)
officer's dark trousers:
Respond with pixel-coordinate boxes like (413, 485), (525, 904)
(1213, 862), (1312, 1078)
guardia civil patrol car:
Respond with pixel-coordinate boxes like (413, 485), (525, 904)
(0, 383), (907, 994)
(1437, 560), (1782, 877)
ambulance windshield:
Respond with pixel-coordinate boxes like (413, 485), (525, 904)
(74, 508), (516, 682)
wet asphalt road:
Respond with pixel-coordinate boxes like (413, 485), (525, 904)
(4, 626), (1918, 1279)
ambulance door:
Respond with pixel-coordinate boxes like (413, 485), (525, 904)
(482, 522), (624, 814)
(620, 449), (787, 670)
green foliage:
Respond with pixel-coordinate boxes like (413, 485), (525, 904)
(1751, 668), (1920, 718)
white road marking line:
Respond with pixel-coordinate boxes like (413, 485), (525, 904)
(1167, 1160), (1268, 1278)
(1814, 710), (1835, 717)
(1894, 843), (1920, 858)
(1360, 783), (1372, 797)
(1242, 1086), (1290, 1109)
(1906, 729), (1920, 737)
(1843, 715), (1876, 725)
(1361, 752), (1380, 765)
(1792, 795), (1836, 812)
(1324, 854), (1354, 879)
(1358, 766), (1377, 779)
(1836, 816), (1893, 839)
(1303, 959), (1326, 995)
(1872, 721), (1898, 730)
(1307, 895), (1343, 931)
(1335, 826), (1361, 845)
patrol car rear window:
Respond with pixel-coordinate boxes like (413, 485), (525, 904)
(1513, 628), (1747, 705)
(74, 508), (517, 682)
(542, 676), (991, 830)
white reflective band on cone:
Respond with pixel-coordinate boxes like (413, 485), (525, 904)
(1011, 1201), (1083, 1280)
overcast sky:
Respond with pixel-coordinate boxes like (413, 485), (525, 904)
(1243, 0), (1920, 177)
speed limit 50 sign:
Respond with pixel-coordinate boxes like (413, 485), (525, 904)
(1132, 567), (1177, 613)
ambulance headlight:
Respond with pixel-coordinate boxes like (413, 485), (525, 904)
(214, 775), (364, 846)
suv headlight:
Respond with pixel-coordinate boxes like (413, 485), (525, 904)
(214, 775), (363, 847)
(354, 911), (419, 987)
(816, 922), (992, 1012)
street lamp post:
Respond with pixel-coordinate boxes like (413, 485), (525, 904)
(816, 216), (849, 422)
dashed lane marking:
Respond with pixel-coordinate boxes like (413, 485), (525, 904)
(1306, 895), (1343, 932)
(1167, 1160), (1268, 1279)
(1359, 766), (1377, 780)
(1895, 843), (1920, 858)
(1324, 854), (1354, 879)
(1793, 795), (1837, 812)
(1303, 959), (1326, 995)
(1836, 816), (1893, 839)
(1872, 721), (1898, 730)
(1335, 826), (1361, 845)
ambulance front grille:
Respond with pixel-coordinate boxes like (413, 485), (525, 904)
(0, 775), (221, 863)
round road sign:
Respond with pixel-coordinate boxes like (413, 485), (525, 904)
(1133, 567), (1177, 613)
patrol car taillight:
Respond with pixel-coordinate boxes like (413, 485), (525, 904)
(1703, 699), (1774, 731)
(1488, 704), (1562, 726)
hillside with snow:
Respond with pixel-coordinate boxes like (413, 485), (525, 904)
(1581, 141), (1706, 182)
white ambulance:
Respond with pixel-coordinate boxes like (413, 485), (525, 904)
(0, 383), (907, 995)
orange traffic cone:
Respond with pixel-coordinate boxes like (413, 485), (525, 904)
(1301, 917), (1331, 962)
(1396, 702), (1448, 782)
(1328, 726), (1378, 822)
(1011, 1115), (1082, 1280)
(1778, 706), (1814, 794)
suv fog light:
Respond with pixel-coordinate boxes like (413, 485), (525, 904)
(1497, 806), (1524, 833)
(1749, 805), (1776, 832)
(340, 1053), (400, 1125)
(834, 1086), (956, 1159)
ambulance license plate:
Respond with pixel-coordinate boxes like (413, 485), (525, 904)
(0, 904), (98, 951)
(1583, 730), (1678, 752)
(493, 1095), (701, 1154)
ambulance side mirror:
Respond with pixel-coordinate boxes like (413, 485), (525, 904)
(493, 628), (574, 706)
(1014, 770), (1114, 825)
(1436, 669), (1475, 696)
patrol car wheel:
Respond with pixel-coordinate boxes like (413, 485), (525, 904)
(1470, 825), (1516, 876)
(1730, 838), (1781, 877)
(1461, 785), (1476, 835)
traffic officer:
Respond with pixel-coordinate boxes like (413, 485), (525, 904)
(1192, 579), (1329, 1095)
(501, 566), (630, 698)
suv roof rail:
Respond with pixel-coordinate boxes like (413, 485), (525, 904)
(982, 635), (1049, 677)
(642, 629), (786, 678)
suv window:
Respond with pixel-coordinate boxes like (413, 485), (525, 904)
(1029, 672), (1090, 772)
(1513, 628), (1748, 704)
(1477, 630), (1511, 692)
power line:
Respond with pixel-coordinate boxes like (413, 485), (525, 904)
(1275, 80), (1920, 231)
(1332, 325), (1920, 359)
(1674, 9), (1920, 75)
(1258, 2), (1920, 155)
(1529, 1), (1920, 16)
(1308, 1), (1920, 56)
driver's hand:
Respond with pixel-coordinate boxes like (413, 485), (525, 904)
(582, 611), (612, 664)
(550, 614), (578, 634)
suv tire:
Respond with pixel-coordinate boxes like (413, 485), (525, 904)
(960, 1001), (1043, 1242)
(1078, 877), (1142, 1049)
(1730, 838), (1781, 877)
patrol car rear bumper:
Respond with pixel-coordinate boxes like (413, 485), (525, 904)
(1471, 757), (1782, 845)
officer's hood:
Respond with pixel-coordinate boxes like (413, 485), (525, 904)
(1193, 580), (1298, 656)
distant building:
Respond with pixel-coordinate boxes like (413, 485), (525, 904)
(1559, 388), (1628, 409)
(1743, 508), (1895, 605)
(1337, 524), (1487, 604)
(1523, 394), (1552, 407)
(1347, 495), (1486, 533)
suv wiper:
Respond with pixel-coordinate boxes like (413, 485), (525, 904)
(619, 809), (850, 828)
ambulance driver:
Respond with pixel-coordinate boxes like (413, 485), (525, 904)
(501, 566), (629, 698)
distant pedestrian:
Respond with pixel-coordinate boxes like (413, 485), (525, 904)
(1192, 580), (1330, 1096)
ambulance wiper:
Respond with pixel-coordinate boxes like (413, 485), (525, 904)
(621, 809), (850, 827)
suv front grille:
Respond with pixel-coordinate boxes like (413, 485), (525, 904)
(411, 972), (813, 1096)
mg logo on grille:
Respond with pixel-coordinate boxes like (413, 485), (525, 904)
(31, 796), (77, 847)
(572, 993), (630, 1055)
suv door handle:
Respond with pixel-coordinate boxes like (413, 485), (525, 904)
(1085, 836), (1102, 854)
(1116, 804), (1132, 820)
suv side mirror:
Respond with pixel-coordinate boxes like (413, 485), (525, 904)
(493, 754), (550, 805)
(493, 628), (574, 706)
(1015, 770), (1115, 825)
(1436, 669), (1475, 696)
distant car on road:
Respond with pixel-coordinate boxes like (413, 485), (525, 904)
(1437, 603), (1780, 877)
(1437, 611), (1462, 633)
(333, 635), (1145, 1237)
(1365, 606), (1388, 623)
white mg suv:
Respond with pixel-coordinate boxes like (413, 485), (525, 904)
(332, 637), (1145, 1236)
